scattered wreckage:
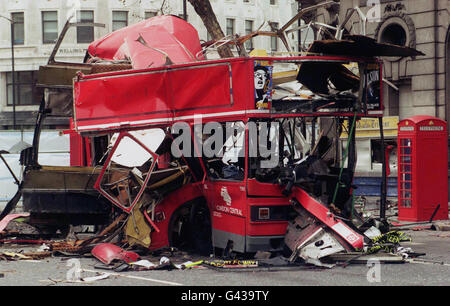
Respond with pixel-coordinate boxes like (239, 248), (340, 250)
(0, 5), (428, 270)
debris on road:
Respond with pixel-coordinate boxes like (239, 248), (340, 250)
(0, 2), (442, 281)
(0, 213), (30, 234)
(91, 243), (140, 265)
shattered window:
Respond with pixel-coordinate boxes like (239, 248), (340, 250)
(201, 121), (245, 181)
(249, 118), (323, 182)
(269, 59), (381, 115)
(97, 130), (163, 212)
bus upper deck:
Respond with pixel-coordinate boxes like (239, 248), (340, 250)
(72, 55), (383, 135)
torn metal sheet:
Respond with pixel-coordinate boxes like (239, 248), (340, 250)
(109, 129), (165, 168)
(21, 166), (111, 227)
(91, 243), (140, 265)
(87, 15), (204, 69)
(0, 189), (22, 222)
(0, 213), (30, 233)
(125, 195), (152, 248)
(129, 259), (157, 269)
(297, 61), (359, 95)
(286, 222), (346, 267)
(297, 228), (345, 262)
(328, 252), (405, 264)
(290, 188), (365, 250)
(308, 35), (425, 57)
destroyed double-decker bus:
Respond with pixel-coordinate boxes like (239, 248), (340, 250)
(69, 53), (381, 255)
(1, 12), (424, 262)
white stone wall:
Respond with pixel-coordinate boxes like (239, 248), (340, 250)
(338, 0), (450, 122)
(0, 0), (298, 114)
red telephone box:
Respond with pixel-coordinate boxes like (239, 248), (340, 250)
(397, 115), (449, 221)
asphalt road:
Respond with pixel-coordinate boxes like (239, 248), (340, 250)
(0, 230), (449, 287)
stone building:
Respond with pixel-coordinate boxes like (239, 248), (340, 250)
(335, 0), (449, 129)
(0, 0), (298, 130)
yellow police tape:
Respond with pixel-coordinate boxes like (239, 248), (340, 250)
(366, 231), (411, 254)
(203, 260), (259, 268)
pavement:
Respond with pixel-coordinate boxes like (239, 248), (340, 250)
(1, 196), (449, 287)
(0, 229), (449, 287)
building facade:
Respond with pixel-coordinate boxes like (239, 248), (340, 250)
(0, 0), (298, 130)
(336, 0), (449, 127)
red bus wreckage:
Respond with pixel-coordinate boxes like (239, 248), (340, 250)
(0, 13), (424, 265)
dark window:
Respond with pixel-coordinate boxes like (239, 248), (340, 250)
(270, 0), (277, 5)
(42, 11), (58, 44)
(6, 71), (39, 106)
(11, 12), (24, 45)
(200, 121), (246, 181)
(77, 10), (94, 43)
(145, 11), (157, 19)
(112, 11), (128, 31)
(178, 13), (188, 21)
(245, 20), (254, 50)
(380, 23), (407, 46)
(271, 22), (278, 51)
(226, 18), (235, 36)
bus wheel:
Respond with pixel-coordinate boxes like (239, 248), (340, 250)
(169, 199), (212, 256)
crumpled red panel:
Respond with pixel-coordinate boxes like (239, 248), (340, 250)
(87, 15), (204, 69)
(91, 243), (140, 264)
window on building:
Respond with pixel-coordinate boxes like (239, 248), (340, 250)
(270, 0), (277, 5)
(271, 22), (278, 51)
(245, 20), (254, 50)
(11, 12), (24, 45)
(112, 11), (128, 32)
(145, 11), (158, 19)
(77, 10), (94, 43)
(42, 11), (58, 44)
(6, 71), (39, 106)
(178, 13), (188, 21)
(226, 18), (235, 36)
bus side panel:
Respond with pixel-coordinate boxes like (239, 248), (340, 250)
(150, 183), (204, 250)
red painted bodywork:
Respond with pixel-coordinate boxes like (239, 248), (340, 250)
(150, 182), (204, 250)
(88, 15), (204, 69)
(290, 187), (364, 249)
(94, 131), (158, 214)
(71, 53), (383, 252)
(73, 56), (382, 134)
(91, 243), (140, 264)
(397, 116), (449, 221)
